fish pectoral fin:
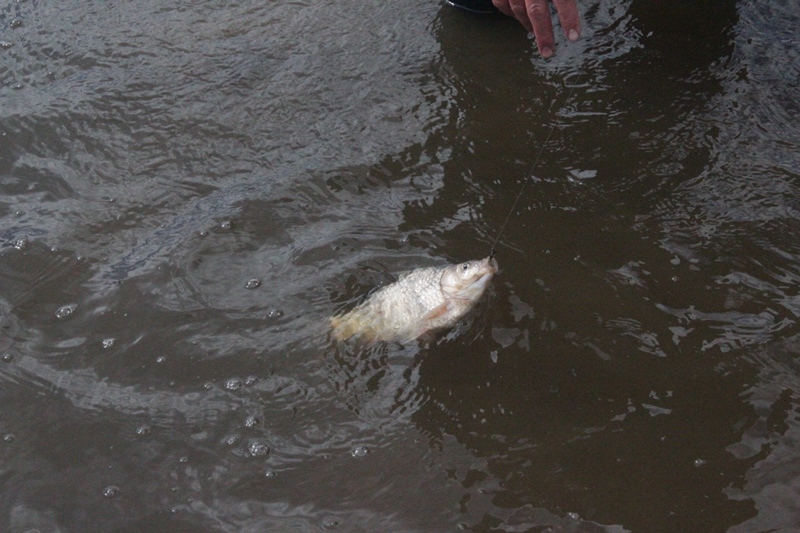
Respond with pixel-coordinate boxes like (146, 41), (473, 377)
(421, 302), (450, 324)
(408, 302), (455, 341)
(416, 330), (437, 345)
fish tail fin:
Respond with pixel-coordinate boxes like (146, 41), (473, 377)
(330, 314), (357, 342)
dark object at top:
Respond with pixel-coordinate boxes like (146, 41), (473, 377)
(445, 0), (498, 14)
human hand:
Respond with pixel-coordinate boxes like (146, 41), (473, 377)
(492, 0), (581, 58)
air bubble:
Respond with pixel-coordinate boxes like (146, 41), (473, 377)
(244, 415), (258, 428)
(0, 41), (12, 49)
(13, 238), (27, 249)
(244, 375), (258, 386)
(3, 433), (16, 443)
(10, 19), (22, 28)
(224, 434), (241, 446)
(264, 468), (276, 478)
(179, 456), (189, 464)
(135, 425), (151, 437)
(267, 309), (283, 319)
(248, 441), (270, 457)
(102, 486), (119, 498)
(245, 278), (261, 289)
(220, 221), (232, 230)
(1, 353), (13, 363)
(351, 445), (369, 458)
(322, 518), (339, 530)
(55, 303), (78, 319)
(225, 378), (243, 391)
(694, 458), (707, 467)
(102, 338), (115, 349)
(156, 356), (166, 363)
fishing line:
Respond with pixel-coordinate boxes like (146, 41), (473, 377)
(489, 71), (584, 260)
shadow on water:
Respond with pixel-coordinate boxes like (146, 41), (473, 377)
(1, 0), (800, 531)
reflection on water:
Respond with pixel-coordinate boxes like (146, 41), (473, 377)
(1, 0), (800, 531)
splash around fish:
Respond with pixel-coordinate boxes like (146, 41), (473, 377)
(331, 256), (498, 343)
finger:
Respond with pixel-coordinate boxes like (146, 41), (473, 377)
(526, 0), (555, 58)
(492, 0), (514, 18)
(506, 0), (534, 33)
(552, 0), (581, 41)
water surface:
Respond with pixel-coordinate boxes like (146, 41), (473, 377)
(1, 0), (799, 531)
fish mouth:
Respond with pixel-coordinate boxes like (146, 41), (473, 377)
(473, 270), (494, 290)
(479, 256), (499, 274)
(469, 257), (498, 291)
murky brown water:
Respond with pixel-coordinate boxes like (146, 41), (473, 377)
(2, 0), (799, 531)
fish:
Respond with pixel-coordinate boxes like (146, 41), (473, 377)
(331, 256), (498, 343)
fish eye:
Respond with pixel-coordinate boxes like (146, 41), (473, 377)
(461, 263), (470, 271)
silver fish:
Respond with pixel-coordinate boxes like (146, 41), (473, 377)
(331, 256), (498, 343)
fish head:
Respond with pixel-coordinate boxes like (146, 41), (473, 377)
(440, 256), (498, 302)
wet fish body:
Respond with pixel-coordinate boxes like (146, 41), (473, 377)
(331, 257), (498, 343)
